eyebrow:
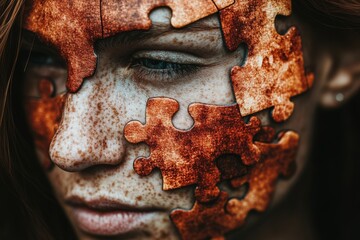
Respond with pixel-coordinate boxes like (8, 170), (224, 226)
(96, 20), (220, 49)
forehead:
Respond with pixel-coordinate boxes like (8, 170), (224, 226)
(23, 0), (234, 92)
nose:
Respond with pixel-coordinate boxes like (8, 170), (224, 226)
(49, 78), (127, 171)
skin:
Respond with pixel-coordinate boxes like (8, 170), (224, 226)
(23, 8), (324, 240)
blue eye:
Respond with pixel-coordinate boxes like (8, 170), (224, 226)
(136, 58), (186, 71)
(131, 57), (200, 84)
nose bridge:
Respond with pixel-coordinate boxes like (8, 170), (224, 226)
(49, 77), (126, 171)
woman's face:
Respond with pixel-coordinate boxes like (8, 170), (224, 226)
(22, 3), (320, 240)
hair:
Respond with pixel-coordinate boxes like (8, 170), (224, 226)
(0, 0), (359, 239)
(0, 1), (74, 239)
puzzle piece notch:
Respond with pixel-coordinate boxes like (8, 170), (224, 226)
(219, 0), (314, 122)
(101, 0), (235, 38)
(124, 97), (262, 202)
(171, 130), (299, 240)
(24, 0), (102, 93)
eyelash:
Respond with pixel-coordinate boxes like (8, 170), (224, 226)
(130, 57), (200, 83)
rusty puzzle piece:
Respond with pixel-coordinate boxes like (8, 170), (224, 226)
(102, 0), (234, 37)
(25, 79), (66, 170)
(124, 97), (261, 202)
(24, 0), (234, 93)
(220, 0), (314, 122)
(171, 130), (299, 240)
(24, 0), (102, 93)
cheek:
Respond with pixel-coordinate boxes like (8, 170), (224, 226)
(24, 79), (66, 170)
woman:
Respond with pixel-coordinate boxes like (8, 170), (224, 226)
(1, 0), (359, 239)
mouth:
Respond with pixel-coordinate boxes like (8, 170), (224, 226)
(65, 196), (165, 236)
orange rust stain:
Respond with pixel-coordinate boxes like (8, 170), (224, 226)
(25, 79), (66, 170)
(124, 97), (261, 203)
(171, 130), (299, 240)
(101, 0), (234, 38)
(220, 0), (314, 122)
(23, 0), (102, 93)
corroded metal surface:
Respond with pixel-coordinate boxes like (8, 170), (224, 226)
(102, 0), (234, 37)
(220, 0), (314, 122)
(171, 130), (299, 240)
(24, 79), (66, 170)
(23, 0), (102, 92)
(124, 97), (261, 202)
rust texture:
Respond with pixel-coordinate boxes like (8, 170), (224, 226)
(171, 130), (299, 240)
(23, 0), (102, 92)
(24, 79), (66, 170)
(102, 0), (234, 37)
(24, 0), (234, 93)
(124, 97), (261, 203)
(219, 0), (314, 122)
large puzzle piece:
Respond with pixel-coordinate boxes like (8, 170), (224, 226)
(219, 0), (314, 122)
(124, 97), (261, 202)
(102, 0), (234, 37)
(24, 0), (234, 92)
(24, 0), (102, 92)
(171, 130), (299, 240)
(25, 79), (66, 170)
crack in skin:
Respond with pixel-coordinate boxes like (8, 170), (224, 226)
(22, 0), (313, 239)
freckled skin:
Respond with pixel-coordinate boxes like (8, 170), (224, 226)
(23, 5), (321, 240)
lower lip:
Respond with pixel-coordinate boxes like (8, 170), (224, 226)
(71, 207), (156, 236)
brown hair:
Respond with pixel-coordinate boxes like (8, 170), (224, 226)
(295, 0), (360, 29)
(0, 0), (359, 239)
(0, 1), (74, 239)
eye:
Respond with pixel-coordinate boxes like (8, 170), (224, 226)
(136, 58), (186, 71)
(129, 51), (202, 84)
(22, 50), (67, 98)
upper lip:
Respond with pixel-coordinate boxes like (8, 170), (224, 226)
(65, 196), (166, 212)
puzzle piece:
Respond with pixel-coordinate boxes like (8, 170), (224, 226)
(25, 79), (66, 170)
(171, 191), (236, 240)
(24, 0), (102, 92)
(171, 130), (299, 240)
(124, 97), (261, 202)
(219, 0), (314, 122)
(102, 0), (234, 37)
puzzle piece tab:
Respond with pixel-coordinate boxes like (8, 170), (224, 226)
(171, 130), (299, 240)
(124, 97), (261, 202)
(102, 0), (234, 37)
(220, 0), (314, 122)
